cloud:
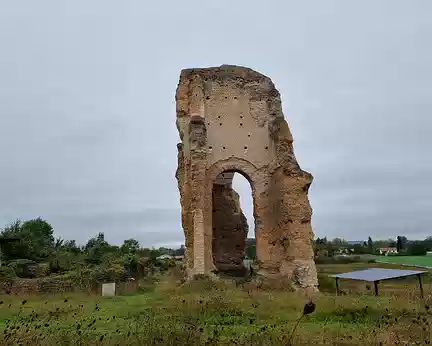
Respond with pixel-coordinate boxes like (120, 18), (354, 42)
(0, 0), (431, 246)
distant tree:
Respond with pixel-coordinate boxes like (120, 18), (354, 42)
(1, 218), (54, 261)
(424, 237), (432, 251)
(407, 241), (427, 256)
(353, 244), (370, 254)
(367, 237), (374, 252)
(389, 240), (397, 248)
(137, 247), (152, 258)
(121, 239), (140, 254)
(21, 218), (54, 258)
(245, 243), (256, 260)
(158, 247), (176, 256)
(84, 233), (112, 264)
(174, 245), (186, 256)
(396, 236), (402, 252)
(2, 220), (21, 234)
(373, 239), (396, 249)
(396, 236), (408, 252)
(63, 240), (81, 254)
(54, 237), (64, 250)
(316, 237), (330, 245)
(331, 238), (342, 246)
(0, 220), (22, 261)
(149, 248), (161, 260)
(330, 238), (348, 248)
(85, 233), (107, 251)
(245, 238), (256, 260)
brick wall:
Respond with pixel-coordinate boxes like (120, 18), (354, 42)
(116, 280), (139, 295)
(0, 278), (139, 296)
(5, 278), (75, 296)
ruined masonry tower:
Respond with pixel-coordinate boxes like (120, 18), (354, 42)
(175, 65), (318, 291)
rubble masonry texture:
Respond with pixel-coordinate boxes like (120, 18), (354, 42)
(175, 65), (318, 291)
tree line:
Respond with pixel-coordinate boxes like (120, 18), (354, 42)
(0, 218), (185, 282)
(314, 236), (432, 257)
(2, 217), (430, 277)
(244, 235), (432, 260)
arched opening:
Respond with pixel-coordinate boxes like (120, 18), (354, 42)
(211, 170), (255, 278)
(233, 173), (256, 275)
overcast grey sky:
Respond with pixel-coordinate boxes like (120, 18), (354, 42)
(0, 1), (431, 247)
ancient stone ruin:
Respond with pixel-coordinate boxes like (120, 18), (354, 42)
(175, 65), (318, 291)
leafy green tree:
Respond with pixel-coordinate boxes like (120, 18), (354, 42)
(2, 220), (21, 234)
(85, 232), (107, 251)
(149, 248), (161, 260)
(158, 247), (174, 256)
(245, 238), (256, 260)
(121, 239), (140, 254)
(63, 240), (81, 254)
(20, 218), (54, 258)
(1, 218), (54, 261)
(137, 247), (151, 258)
(245, 243), (256, 260)
(8, 259), (37, 278)
(54, 237), (64, 249)
(1, 220), (25, 261)
(84, 233), (112, 264)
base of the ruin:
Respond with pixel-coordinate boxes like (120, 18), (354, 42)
(184, 265), (319, 293)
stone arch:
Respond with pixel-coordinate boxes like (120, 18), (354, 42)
(206, 158), (265, 276)
(175, 65), (318, 291)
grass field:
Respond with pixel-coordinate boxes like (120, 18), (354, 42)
(375, 255), (432, 267)
(0, 264), (431, 345)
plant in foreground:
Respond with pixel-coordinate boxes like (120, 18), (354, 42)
(287, 301), (316, 345)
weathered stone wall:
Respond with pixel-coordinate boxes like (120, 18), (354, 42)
(2, 278), (75, 295)
(175, 65), (318, 291)
(0, 278), (139, 296)
(116, 281), (140, 295)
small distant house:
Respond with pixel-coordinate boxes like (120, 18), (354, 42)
(174, 255), (184, 262)
(157, 254), (173, 260)
(379, 247), (398, 255)
(334, 248), (350, 256)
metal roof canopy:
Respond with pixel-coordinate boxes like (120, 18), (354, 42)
(329, 268), (427, 298)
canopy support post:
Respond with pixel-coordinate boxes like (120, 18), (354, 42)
(418, 274), (424, 299)
(374, 280), (379, 296)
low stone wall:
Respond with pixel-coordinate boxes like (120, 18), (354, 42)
(0, 278), (140, 296)
(3, 278), (75, 296)
(116, 280), (139, 295)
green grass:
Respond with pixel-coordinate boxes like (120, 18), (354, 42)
(375, 255), (432, 267)
(0, 267), (431, 345)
